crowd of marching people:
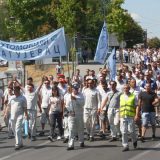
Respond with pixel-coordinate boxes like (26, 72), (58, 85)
(0, 48), (160, 152)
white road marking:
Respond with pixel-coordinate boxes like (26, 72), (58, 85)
(0, 141), (50, 160)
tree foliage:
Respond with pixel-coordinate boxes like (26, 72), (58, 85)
(123, 13), (144, 48)
(0, 0), (9, 40)
(107, 0), (127, 41)
(148, 37), (160, 48)
(107, 0), (144, 47)
(2, 0), (144, 49)
(6, 0), (56, 40)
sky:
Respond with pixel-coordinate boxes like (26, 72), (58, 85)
(123, 0), (160, 38)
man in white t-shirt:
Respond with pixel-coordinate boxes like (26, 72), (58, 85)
(63, 85), (72, 143)
(39, 79), (52, 136)
(56, 61), (64, 75)
(83, 79), (101, 141)
(4, 86), (28, 150)
(24, 80), (43, 141)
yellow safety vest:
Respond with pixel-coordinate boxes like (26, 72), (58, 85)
(120, 93), (135, 118)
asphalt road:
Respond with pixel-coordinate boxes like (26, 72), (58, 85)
(1, 63), (160, 160)
(0, 118), (160, 160)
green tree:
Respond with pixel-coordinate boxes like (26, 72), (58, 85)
(6, 0), (56, 40)
(107, 0), (127, 41)
(123, 13), (144, 48)
(148, 37), (160, 48)
(0, 0), (9, 40)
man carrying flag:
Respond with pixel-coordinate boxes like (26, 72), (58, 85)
(94, 21), (108, 64)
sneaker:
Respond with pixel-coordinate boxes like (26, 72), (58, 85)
(133, 141), (137, 149)
(89, 137), (94, 142)
(28, 132), (31, 139)
(80, 142), (85, 148)
(39, 131), (45, 136)
(100, 133), (106, 139)
(8, 135), (14, 139)
(122, 147), (129, 152)
(15, 145), (20, 150)
(67, 146), (74, 151)
(152, 135), (156, 141)
(31, 136), (36, 141)
(140, 137), (145, 143)
(85, 134), (90, 140)
(63, 138), (69, 143)
(109, 137), (117, 142)
(75, 135), (78, 141)
(48, 136), (54, 142)
(15, 144), (23, 150)
(138, 134), (141, 138)
(57, 136), (62, 140)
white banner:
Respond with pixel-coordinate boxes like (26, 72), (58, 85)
(94, 21), (108, 64)
(0, 27), (67, 61)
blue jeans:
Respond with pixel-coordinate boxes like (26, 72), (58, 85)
(49, 111), (63, 137)
(142, 112), (156, 127)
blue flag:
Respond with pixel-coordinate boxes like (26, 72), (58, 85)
(94, 21), (108, 64)
(108, 48), (116, 80)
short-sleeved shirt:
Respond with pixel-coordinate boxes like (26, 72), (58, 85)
(49, 96), (62, 113)
(138, 91), (156, 112)
(40, 86), (52, 108)
(8, 95), (27, 120)
(25, 88), (39, 110)
(107, 90), (121, 109)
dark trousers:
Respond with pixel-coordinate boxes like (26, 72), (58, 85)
(49, 112), (63, 137)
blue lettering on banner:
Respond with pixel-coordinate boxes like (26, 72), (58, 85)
(23, 45), (28, 50)
(24, 52), (27, 58)
(16, 52), (20, 58)
(30, 51), (35, 58)
(38, 49), (42, 55)
(9, 51), (12, 58)
(45, 47), (51, 55)
(6, 44), (9, 48)
(15, 46), (20, 50)
(54, 45), (60, 54)
(2, 50), (6, 57)
(51, 35), (58, 41)
(10, 45), (15, 50)
(0, 27), (66, 61)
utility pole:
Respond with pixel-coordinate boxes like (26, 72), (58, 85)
(143, 29), (147, 48)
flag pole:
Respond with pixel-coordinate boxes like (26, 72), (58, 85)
(67, 51), (71, 81)
(101, 0), (110, 69)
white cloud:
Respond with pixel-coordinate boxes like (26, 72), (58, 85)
(130, 13), (141, 21)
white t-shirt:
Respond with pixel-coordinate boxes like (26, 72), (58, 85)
(40, 87), (52, 108)
(56, 65), (63, 74)
(8, 95), (27, 120)
(83, 88), (100, 110)
(49, 96), (62, 113)
(64, 92), (72, 108)
(25, 88), (39, 110)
